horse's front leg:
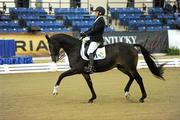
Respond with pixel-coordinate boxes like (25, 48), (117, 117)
(52, 68), (78, 95)
(82, 73), (97, 103)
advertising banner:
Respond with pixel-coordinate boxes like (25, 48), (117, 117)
(0, 32), (73, 57)
(0, 31), (169, 57)
(103, 31), (168, 53)
(0, 33), (48, 57)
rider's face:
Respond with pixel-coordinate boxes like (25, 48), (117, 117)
(95, 11), (99, 17)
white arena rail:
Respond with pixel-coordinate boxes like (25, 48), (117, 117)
(0, 58), (180, 74)
(0, 62), (70, 74)
(137, 58), (180, 69)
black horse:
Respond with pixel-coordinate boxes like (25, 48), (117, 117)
(45, 33), (164, 103)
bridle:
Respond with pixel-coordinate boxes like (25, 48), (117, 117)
(48, 40), (65, 62)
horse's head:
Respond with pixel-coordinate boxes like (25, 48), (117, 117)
(46, 33), (81, 63)
(46, 34), (60, 63)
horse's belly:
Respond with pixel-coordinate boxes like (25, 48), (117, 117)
(94, 60), (116, 72)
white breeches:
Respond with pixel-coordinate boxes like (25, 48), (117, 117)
(87, 42), (101, 55)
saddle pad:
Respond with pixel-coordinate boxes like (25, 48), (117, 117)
(80, 42), (106, 61)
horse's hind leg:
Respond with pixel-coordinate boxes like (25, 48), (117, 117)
(82, 73), (97, 103)
(124, 75), (134, 97)
(132, 70), (147, 103)
(117, 65), (134, 97)
(117, 65), (147, 102)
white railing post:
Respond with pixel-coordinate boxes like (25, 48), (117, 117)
(174, 58), (180, 67)
(64, 53), (69, 65)
(49, 62), (58, 71)
(4, 64), (9, 73)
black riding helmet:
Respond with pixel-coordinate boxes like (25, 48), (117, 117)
(95, 6), (105, 15)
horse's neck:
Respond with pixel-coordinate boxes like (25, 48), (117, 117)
(61, 40), (81, 65)
(60, 38), (81, 56)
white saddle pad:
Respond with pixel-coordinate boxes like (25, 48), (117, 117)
(80, 41), (106, 61)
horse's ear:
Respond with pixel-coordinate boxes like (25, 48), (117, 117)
(45, 34), (51, 44)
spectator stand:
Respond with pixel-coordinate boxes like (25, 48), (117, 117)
(54, 8), (92, 32)
(110, 6), (178, 32)
(0, 13), (26, 33)
(54, 8), (114, 32)
(0, 6), (115, 33)
(9, 7), (69, 33)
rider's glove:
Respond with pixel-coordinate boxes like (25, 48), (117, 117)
(80, 32), (86, 38)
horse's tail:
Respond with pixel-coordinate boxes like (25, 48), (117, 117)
(134, 44), (165, 80)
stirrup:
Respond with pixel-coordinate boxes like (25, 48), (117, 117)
(84, 66), (94, 73)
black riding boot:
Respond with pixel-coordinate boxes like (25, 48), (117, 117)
(85, 53), (94, 73)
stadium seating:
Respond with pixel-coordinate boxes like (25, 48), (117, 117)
(0, 15), (11, 21)
(40, 28), (71, 32)
(0, 28), (27, 33)
(0, 7), (116, 33)
(8, 7), (68, 33)
(54, 8), (89, 17)
(0, 20), (27, 33)
(148, 7), (164, 15)
(54, 8), (95, 31)
(72, 20), (94, 31)
(104, 26), (115, 32)
(19, 15), (56, 21)
(54, 8), (115, 32)
(0, 21), (19, 28)
(9, 8), (47, 17)
(26, 21), (64, 28)
(138, 26), (146, 32)
(0, 6), (177, 33)
(80, 26), (115, 33)
(112, 6), (178, 31)
(167, 19), (176, 27)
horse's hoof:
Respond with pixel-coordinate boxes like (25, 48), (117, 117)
(139, 98), (144, 103)
(125, 91), (130, 98)
(52, 92), (58, 96)
(88, 100), (94, 103)
(52, 86), (59, 96)
(88, 98), (96, 103)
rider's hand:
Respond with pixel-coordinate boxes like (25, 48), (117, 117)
(80, 32), (86, 38)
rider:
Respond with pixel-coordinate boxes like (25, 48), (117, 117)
(80, 6), (105, 73)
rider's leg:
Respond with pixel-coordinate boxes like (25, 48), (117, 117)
(87, 53), (94, 72)
(86, 42), (101, 73)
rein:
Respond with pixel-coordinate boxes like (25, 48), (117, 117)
(49, 42), (65, 61)
(58, 50), (66, 60)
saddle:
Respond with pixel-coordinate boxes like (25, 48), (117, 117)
(80, 37), (106, 61)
